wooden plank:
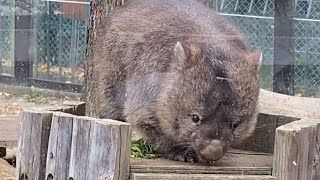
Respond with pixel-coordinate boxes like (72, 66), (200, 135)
(130, 149), (273, 175)
(259, 89), (320, 119)
(272, 118), (320, 180)
(44, 113), (132, 180)
(130, 173), (276, 180)
(15, 110), (53, 180)
(45, 113), (73, 180)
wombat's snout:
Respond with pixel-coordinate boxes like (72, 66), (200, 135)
(196, 139), (227, 162)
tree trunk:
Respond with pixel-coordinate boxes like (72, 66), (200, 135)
(83, 0), (127, 117)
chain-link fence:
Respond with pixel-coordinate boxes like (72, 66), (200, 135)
(217, 0), (320, 97)
(0, 0), (319, 96)
(31, 0), (89, 84)
(0, 0), (15, 77)
(294, 0), (320, 97)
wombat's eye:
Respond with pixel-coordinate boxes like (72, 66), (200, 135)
(190, 114), (200, 123)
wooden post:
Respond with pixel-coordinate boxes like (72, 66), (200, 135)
(273, 0), (295, 95)
(84, 0), (127, 117)
(272, 118), (320, 179)
(15, 110), (53, 180)
(15, 109), (132, 180)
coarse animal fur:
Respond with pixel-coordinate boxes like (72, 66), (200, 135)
(91, 0), (262, 164)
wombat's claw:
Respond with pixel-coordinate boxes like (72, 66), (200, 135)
(167, 149), (198, 163)
(173, 154), (197, 163)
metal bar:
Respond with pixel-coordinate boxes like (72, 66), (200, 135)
(234, 0), (239, 12)
(263, 0), (269, 15)
(41, 0), (90, 5)
(14, 6), (32, 84)
(306, 0), (313, 18)
(217, 12), (320, 21)
(273, 0), (295, 95)
(220, 0), (225, 11)
(0, 16), (3, 75)
(84, 3), (90, 38)
(46, 1), (51, 80)
(70, 3), (76, 83)
(28, 78), (83, 93)
(74, 19), (79, 84)
(58, 3), (63, 82)
(248, 0), (254, 13)
(32, 0), (40, 80)
(303, 21), (311, 96)
(0, 75), (15, 84)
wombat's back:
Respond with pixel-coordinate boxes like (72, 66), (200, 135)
(92, 0), (255, 124)
(93, 0), (249, 76)
(91, 0), (261, 163)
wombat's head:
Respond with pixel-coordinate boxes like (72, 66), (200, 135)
(157, 38), (262, 164)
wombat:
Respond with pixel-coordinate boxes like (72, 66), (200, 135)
(91, 0), (262, 164)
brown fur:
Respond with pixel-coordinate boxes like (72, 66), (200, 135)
(92, 0), (262, 164)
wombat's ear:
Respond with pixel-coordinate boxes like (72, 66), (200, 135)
(173, 41), (203, 70)
(247, 51), (262, 71)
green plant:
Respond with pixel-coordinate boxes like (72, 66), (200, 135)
(131, 139), (162, 159)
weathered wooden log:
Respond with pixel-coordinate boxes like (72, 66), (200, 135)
(15, 109), (132, 180)
(45, 112), (132, 180)
(272, 118), (320, 180)
(15, 110), (53, 180)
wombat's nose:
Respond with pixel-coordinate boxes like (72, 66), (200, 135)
(197, 140), (227, 162)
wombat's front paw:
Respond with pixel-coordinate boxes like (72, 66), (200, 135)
(166, 146), (198, 163)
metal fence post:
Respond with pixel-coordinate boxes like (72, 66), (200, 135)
(273, 0), (295, 95)
(14, 11), (33, 84)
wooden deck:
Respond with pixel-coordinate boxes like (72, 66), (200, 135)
(130, 149), (274, 179)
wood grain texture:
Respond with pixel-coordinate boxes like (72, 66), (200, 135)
(45, 113), (73, 180)
(130, 173), (276, 180)
(43, 112), (132, 180)
(130, 149), (273, 176)
(15, 110), (53, 180)
(259, 89), (320, 119)
(272, 118), (320, 180)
